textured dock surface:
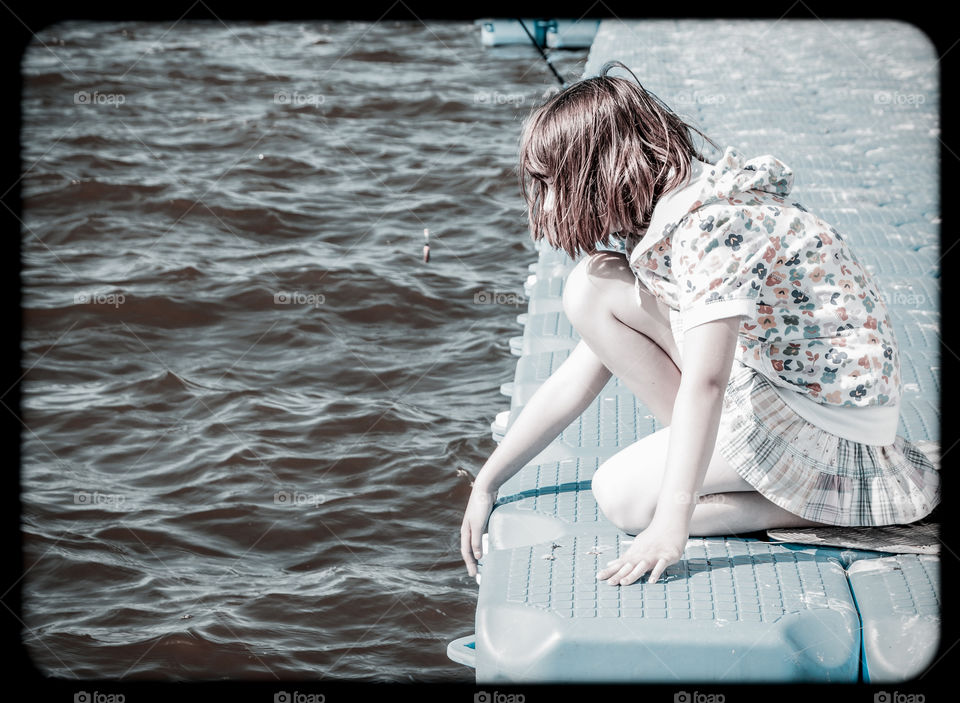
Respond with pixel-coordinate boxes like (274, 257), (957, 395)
(475, 19), (941, 683)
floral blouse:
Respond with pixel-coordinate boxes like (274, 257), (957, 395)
(625, 147), (901, 409)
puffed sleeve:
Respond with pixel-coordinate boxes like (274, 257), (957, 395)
(670, 209), (762, 334)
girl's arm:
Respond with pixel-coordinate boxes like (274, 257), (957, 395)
(597, 315), (741, 586)
(461, 339), (612, 576)
(476, 339), (612, 492)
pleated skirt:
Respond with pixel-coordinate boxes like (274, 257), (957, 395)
(717, 359), (940, 527)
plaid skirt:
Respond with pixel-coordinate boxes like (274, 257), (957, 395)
(716, 359), (941, 527)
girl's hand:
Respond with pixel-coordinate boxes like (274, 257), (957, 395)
(597, 518), (689, 586)
(460, 485), (497, 578)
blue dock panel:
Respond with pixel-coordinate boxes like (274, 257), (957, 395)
(476, 536), (861, 682)
(848, 555), (941, 682)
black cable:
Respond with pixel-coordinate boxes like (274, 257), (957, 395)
(516, 19), (566, 88)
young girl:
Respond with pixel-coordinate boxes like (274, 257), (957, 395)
(460, 60), (940, 587)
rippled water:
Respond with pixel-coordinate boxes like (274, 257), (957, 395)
(19, 20), (587, 680)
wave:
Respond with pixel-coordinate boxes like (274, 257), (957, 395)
(24, 179), (170, 209)
(18, 17), (583, 682)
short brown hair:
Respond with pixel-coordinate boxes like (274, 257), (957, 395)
(518, 61), (717, 259)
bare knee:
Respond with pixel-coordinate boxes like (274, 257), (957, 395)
(590, 461), (657, 534)
(562, 254), (604, 329)
(562, 251), (632, 329)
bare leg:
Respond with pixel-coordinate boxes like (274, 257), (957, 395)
(562, 251), (682, 426)
(687, 491), (827, 536)
(563, 252), (830, 535)
(591, 424), (828, 534)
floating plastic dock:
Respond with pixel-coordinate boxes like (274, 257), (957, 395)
(476, 18), (600, 48)
(455, 19), (941, 683)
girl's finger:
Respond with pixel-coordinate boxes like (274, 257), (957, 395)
(620, 560), (649, 586)
(607, 562), (634, 586)
(460, 528), (476, 575)
(648, 557), (669, 584)
(471, 528), (483, 560)
(597, 561), (621, 580)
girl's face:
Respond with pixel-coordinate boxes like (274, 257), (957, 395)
(543, 186), (556, 214)
(540, 187), (558, 248)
